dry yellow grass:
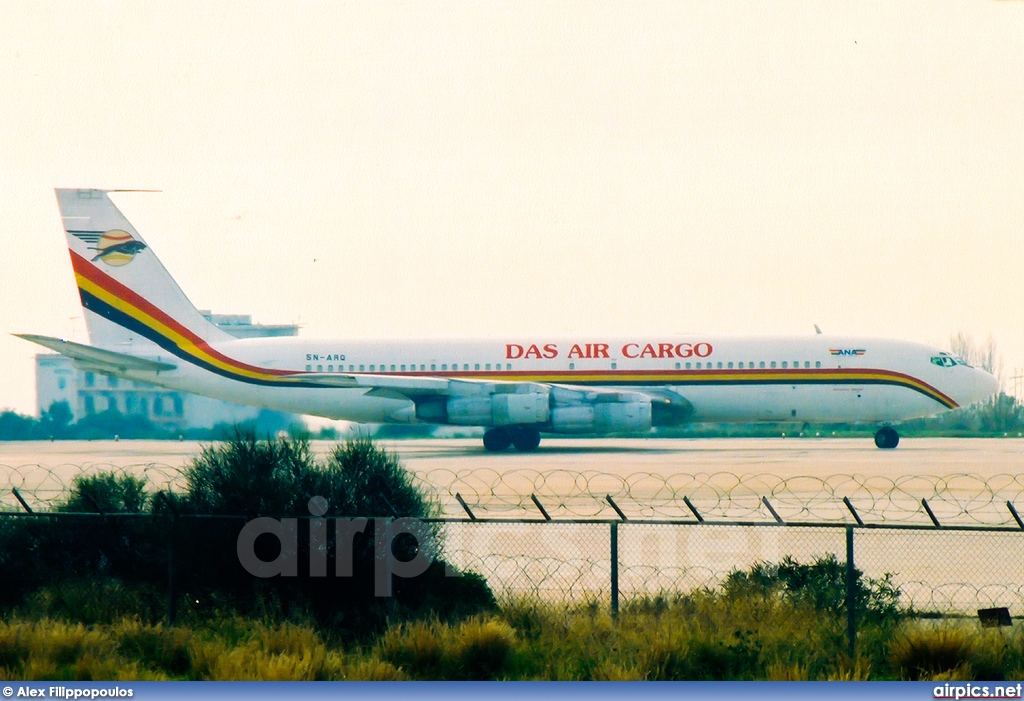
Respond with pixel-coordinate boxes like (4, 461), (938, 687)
(0, 600), (1019, 680)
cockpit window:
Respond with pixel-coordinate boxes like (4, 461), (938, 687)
(930, 355), (963, 368)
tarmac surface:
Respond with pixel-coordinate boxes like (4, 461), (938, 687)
(1, 436), (1021, 521)
(1, 435), (1022, 477)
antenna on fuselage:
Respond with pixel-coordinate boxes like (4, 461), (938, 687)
(814, 324), (823, 335)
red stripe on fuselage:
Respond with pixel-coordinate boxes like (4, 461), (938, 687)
(70, 250), (297, 377)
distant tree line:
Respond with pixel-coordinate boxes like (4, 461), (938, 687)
(0, 401), (323, 441)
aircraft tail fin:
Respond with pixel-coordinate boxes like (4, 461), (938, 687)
(55, 189), (233, 350)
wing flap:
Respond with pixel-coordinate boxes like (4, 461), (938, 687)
(14, 334), (177, 373)
(281, 372), (451, 394)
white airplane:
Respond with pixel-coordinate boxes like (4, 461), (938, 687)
(18, 189), (999, 452)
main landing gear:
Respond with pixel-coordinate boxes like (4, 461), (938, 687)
(874, 426), (900, 449)
(483, 426), (542, 452)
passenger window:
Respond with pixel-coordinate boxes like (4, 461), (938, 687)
(359, 365), (364, 372)
(738, 362), (744, 369)
(401, 364), (406, 371)
(782, 361), (787, 368)
(569, 363), (575, 370)
(349, 365), (354, 371)
(317, 365), (323, 372)
(759, 362), (765, 369)
(506, 364), (512, 370)
(815, 361), (821, 368)
(441, 364), (447, 371)
(675, 362), (681, 370)
(328, 365), (333, 372)
(611, 362), (617, 370)
(804, 361), (810, 369)
(770, 361), (776, 368)
(686, 362), (691, 369)
(464, 364), (469, 371)
(305, 365), (312, 372)
(717, 362), (723, 369)
(431, 364), (436, 371)
(696, 362), (702, 369)
(728, 362), (734, 369)
(475, 364), (480, 371)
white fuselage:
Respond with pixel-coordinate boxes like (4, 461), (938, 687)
(108, 334), (998, 428)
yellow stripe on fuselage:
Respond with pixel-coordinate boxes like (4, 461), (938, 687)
(76, 272), (288, 383)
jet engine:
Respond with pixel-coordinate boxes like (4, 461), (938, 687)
(549, 389), (652, 434)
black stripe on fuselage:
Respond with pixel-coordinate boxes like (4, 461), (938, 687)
(79, 288), (319, 388)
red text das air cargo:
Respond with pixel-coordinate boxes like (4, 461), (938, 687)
(505, 342), (714, 360)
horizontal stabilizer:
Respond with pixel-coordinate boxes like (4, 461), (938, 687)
(14, 334), (177, 373)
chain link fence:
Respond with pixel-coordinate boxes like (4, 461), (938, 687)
(0, 461), (1022, 652)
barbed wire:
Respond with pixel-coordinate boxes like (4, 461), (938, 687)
(2, 463), (1024, 526)
(417, 468), (1024, 525)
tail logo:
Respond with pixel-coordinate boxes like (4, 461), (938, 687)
(90, 230), (148, 267)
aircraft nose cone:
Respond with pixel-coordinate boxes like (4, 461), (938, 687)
(971, 369), (1000, 405)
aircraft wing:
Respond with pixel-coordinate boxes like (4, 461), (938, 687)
(292, 373), (689, 409)
(281, 372), (451, 394)
(14, 334), (177, 373)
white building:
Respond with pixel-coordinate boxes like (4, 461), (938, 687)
(35, 313), (300, 430)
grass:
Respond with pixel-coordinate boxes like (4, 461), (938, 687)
(1, 594), (1021, 680)
(0, 550), (1016, 680)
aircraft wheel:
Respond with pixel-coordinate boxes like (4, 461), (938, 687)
(483, 427), (513, 452)
(874, 427), (899, 449)
(512, 427), (541, 452)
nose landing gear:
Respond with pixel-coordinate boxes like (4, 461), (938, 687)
(874, 426), (900, 449)
(483, 427), (542, 452)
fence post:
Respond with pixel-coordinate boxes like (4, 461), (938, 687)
(845, 525), (855, 659)
(167, 514), (176, 625)
(610, 521), (619, 621)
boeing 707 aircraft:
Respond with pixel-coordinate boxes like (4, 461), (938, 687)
(17, 189), (999, 451)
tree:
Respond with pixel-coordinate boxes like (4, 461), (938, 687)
(39, 401), (73, 439)
(948, 331), (1021, 432)
(949, 331), (1003, 384)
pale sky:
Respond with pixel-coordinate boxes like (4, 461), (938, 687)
(2, 1), (1023, 415)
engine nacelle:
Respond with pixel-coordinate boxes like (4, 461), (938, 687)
(443, 383), (550, 426)
(549, 392), (652, 434)
(493, 392), (549, 425)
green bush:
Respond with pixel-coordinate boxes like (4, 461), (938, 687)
(59, 474), (150, 514)
(0, 432), (494, 638)
(724, 554), (902, 623)
(181, 432), (435, 519)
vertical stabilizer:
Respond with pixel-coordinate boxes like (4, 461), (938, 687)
(56, 189), (233, 350)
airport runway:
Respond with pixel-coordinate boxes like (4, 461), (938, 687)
(1, 437), (1021, 522)
(2, 436), (1022, 476)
